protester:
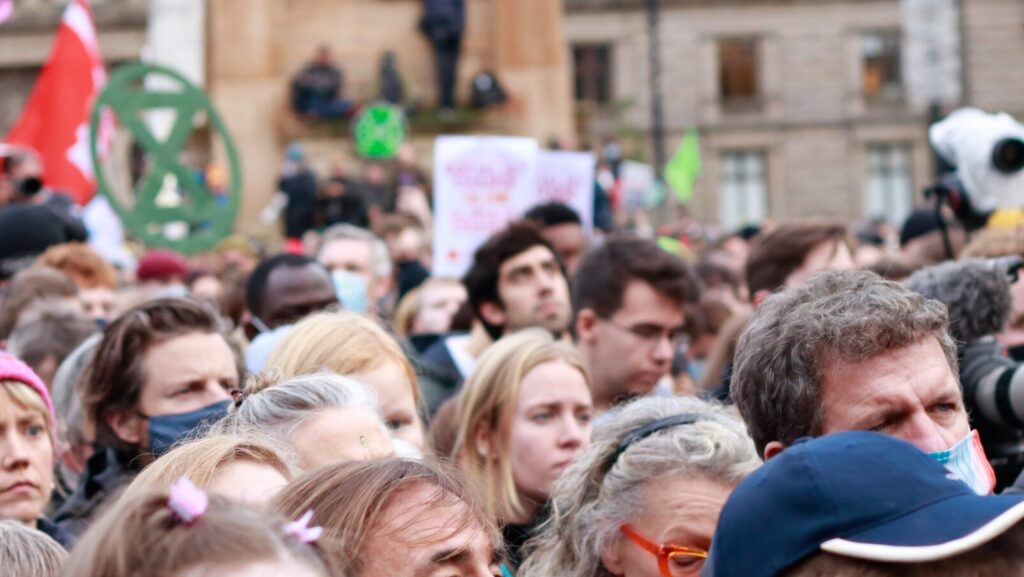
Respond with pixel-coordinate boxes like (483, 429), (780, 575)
(706, 431), (1024, 577)
(54, 298), (240, 535)
(0, 519), (67, 577)
(124, 433), (293, 505)
(36, 242), (119, 323)
(899, 208), (966, 265)
(217, 372), (394, 471)
(318, 176), (370, 230)
(62, 480), (337, 577)
(290, 45), (352, 120)
(702, 220), (857, 398)
(260, 311), (426, 449)
(244, 253), (337, 339)
(315, 224), (392, 316)
(135, 249), (189, 293)
(0, 354), (73, 547)
(573, 235), (700, 415)
(524, 202), (589, 276)
(0, 204), (73, 284)
(0, 266), (80, 341)
(2, 150), (87, 242)
(394, 277), (467, 341)
(452, 329), (594, 568)
(7, 305), (97, 387)
(49, 335), (100, 499)
(277, 143), (319, 244)
(731, 271), (981, 484)
(274, 458), (501, 577)
(519, 396), (760, 577)
(961, 227), (1024, 360)
(420, 0), (465, 116)
(421, 222), (572, 400)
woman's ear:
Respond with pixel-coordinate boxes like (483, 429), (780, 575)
(473, 420), (496, 461)
(600, 535), (626, 576)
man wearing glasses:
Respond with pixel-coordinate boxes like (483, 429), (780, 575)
(574, 235), (700, 415)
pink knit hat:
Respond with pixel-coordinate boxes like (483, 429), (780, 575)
(0, 353), (55, 425)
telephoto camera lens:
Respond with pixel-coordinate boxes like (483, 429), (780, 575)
(992, 137), (1024, 174)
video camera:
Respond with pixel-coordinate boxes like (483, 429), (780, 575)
(926, 108), (1024, 232)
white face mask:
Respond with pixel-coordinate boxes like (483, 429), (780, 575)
(928, 430), (997, 495)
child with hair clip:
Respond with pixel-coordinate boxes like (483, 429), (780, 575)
(61, 477), (337, 577)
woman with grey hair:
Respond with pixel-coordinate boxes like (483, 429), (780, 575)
(518, 396), (760, 577)
(214, 372), (398, 471)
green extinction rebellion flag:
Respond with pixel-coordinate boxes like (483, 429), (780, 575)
(665, 128), (701, 204)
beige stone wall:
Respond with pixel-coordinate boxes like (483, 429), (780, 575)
(564, 0), (937, 228)
(209, 0), (574, 235)
(962, 0), (1024, 116)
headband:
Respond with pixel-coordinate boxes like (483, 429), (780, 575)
(606, 413), (710, 471)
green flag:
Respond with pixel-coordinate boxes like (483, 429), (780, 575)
(665, 128), (701, 203)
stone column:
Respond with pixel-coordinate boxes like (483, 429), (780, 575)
(491, 0), (574, 142)
(207, 0), (287, 236)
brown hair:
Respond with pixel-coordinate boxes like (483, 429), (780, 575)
(0, 266), (78, 338)
(79, 298), (232, 452)
(123, 433), (293, 501)
(273, 458), (500, 576)
(573, 234), (699, 318)
(36, 242), (118, 290)
(62, 487), (336, 577)
(745, 220), (851, 296)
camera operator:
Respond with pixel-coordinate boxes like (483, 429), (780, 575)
(907, 258), (1024, 490)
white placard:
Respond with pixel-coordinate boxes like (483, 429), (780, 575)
(535, 150), (596, 233)
(432, 136), (540, 277)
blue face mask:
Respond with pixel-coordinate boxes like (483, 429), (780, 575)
(144, 400), (231, 456)
(332, 269), (369, 314)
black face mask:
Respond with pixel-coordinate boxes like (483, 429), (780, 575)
(17, 176), (43, 197)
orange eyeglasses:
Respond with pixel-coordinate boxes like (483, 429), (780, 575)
(619, 524), (708, 577)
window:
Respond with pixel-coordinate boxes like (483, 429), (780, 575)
(718, 38), (760, 111)
(865, 144), (913, 225)
(719, 150), (767, 229)
(573, 44), (612, 104)
(861, 31), (903, 103)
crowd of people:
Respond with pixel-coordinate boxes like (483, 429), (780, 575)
(7, 133), (1024, 576)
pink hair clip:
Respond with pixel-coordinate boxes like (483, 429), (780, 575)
(284, 510), (323, 544)
(168, 476), (208, 524)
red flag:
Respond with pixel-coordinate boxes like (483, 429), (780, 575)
(5, 0), (109, 205)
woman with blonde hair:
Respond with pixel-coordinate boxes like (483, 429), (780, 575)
(260, 310), (426, 449)
(124, 433), (293, 505)
(451, 329), (594, 569)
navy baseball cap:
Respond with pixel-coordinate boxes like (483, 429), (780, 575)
(703, 431), (1024, 577)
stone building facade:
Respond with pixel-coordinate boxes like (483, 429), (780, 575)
(564, 0), (1024, 230)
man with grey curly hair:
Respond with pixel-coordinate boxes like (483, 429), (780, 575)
(518, 395), (760, 577)
(732, 270), (972, 468)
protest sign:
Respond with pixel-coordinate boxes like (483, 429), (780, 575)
(432, 137), (596, 277)
(432, 136), (539, 277)
(535, 150), (595, 233)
